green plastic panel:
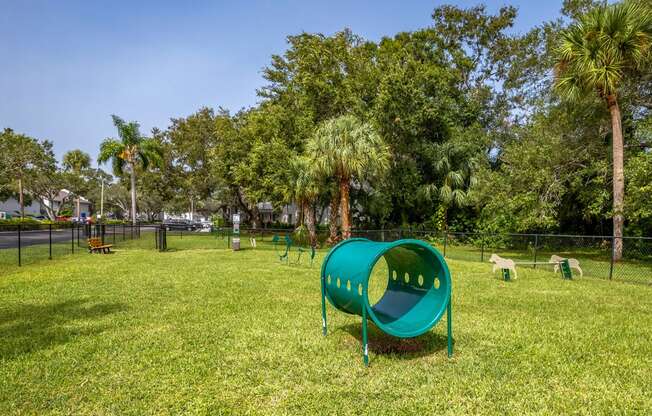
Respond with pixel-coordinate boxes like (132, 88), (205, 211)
(321, 238), (451, 338)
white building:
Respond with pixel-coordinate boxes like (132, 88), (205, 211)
(43, 189), (92, 219)
(0, 189), (91, 219)
(0, 197), (42, 217)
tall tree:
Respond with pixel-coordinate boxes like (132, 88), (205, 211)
(62, 149), (91, 173)
(0, 128), (52, 219)
(62, 149), (92, 219)
(98, 115), (162, 225)
(554, 1), (652, 259)
(286, 156), (321, 246)
(418, 136), (481, 229)
(308, 115), (390, 239)
(168, 107), (220, 216)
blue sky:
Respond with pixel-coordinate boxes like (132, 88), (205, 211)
(0, 0), (563, 164)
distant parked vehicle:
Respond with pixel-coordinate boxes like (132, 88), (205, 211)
(163, 219), (199, 231)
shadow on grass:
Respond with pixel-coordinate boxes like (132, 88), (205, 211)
(340, 321), (450, 360)
(0, 299), (127, 359)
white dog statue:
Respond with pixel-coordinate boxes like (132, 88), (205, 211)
(549, 255), (583, 277)
(489, 253), (518, 279)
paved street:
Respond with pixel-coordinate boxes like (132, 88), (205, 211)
(0, 226), (156, 249)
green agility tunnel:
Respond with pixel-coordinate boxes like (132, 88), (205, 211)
(320, 238), (453, 365)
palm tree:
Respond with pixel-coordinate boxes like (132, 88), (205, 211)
(308, 115), (390, 240)
(287, 156), (321, 246)
(554, 1), (652, 260)
(98, 115), (162, 225)
(62, 149), (91, 220)
(62, 149), (91, 173)
(418, 141), (479, 229)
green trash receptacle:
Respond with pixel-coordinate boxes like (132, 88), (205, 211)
(320, 238), (453, 366)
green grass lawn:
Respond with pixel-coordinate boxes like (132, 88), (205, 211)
(1, 236), (651, 415)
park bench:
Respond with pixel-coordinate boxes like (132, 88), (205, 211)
(87, 238), (113, 254)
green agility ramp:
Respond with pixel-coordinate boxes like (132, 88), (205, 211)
(320, 238), (453, 366)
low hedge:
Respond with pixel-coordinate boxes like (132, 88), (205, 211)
(0, 218), (74, 230)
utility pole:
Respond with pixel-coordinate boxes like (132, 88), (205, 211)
(190, 197), (194, 221)
(100, 178), (105, 220)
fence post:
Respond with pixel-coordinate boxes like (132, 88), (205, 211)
(480, 234), (485, 262)
(71, 224), (75, 254)
(49, 223), (52, 260)
(17, 224), (22, 267)
(533, 234), (539, 269)
(443, 232), (448, 257)
(609, 236), (615, 280)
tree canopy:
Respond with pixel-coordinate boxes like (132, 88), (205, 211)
(3, 0), (651, 239)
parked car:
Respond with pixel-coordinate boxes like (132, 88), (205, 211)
(163, 219), (200, 231)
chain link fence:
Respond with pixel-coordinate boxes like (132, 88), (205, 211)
(4, 223), (649, 285)
(156, 227), (650, 285)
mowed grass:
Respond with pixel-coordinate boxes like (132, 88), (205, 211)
(1, 237), (651, 415)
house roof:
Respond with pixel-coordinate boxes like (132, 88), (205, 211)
(58, 189), (90, 204)
(257, 202), (273, 212)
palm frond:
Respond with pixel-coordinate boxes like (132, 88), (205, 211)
(554, 0), (652, 100)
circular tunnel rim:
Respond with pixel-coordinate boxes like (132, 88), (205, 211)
(321, 238), (451, 338)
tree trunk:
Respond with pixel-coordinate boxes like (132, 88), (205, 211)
(608, 95), (625, 261)
(297, 200), (305, 226)
(327, 187), (340, 244)
(129, 164), (137, 226)
(305, 201), (317, 247)
(339, 177), (351, 240)
(18, 177), (24, 219)
(251, 204), (260, 229)
(76, 197), (81, 220)
(234, 187), (253, 218)
(317, 204), (327, 224)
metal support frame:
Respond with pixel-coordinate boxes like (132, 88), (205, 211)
(322, 283), (454, 366)
(560, 259), (573, 280)
(447, 297), (453, 358)
(321, 275), (328, 336)
(362, 305), (369, 366)
(502, 268), (511, 281)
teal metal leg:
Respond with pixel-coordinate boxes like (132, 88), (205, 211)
(321, 276), (328, 336)
(447, 298), (453, 358)
(362, 306), (369, 366)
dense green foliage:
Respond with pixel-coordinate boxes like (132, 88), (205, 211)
(97, 115), (163, 225)
(2, 1), (651, 236)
